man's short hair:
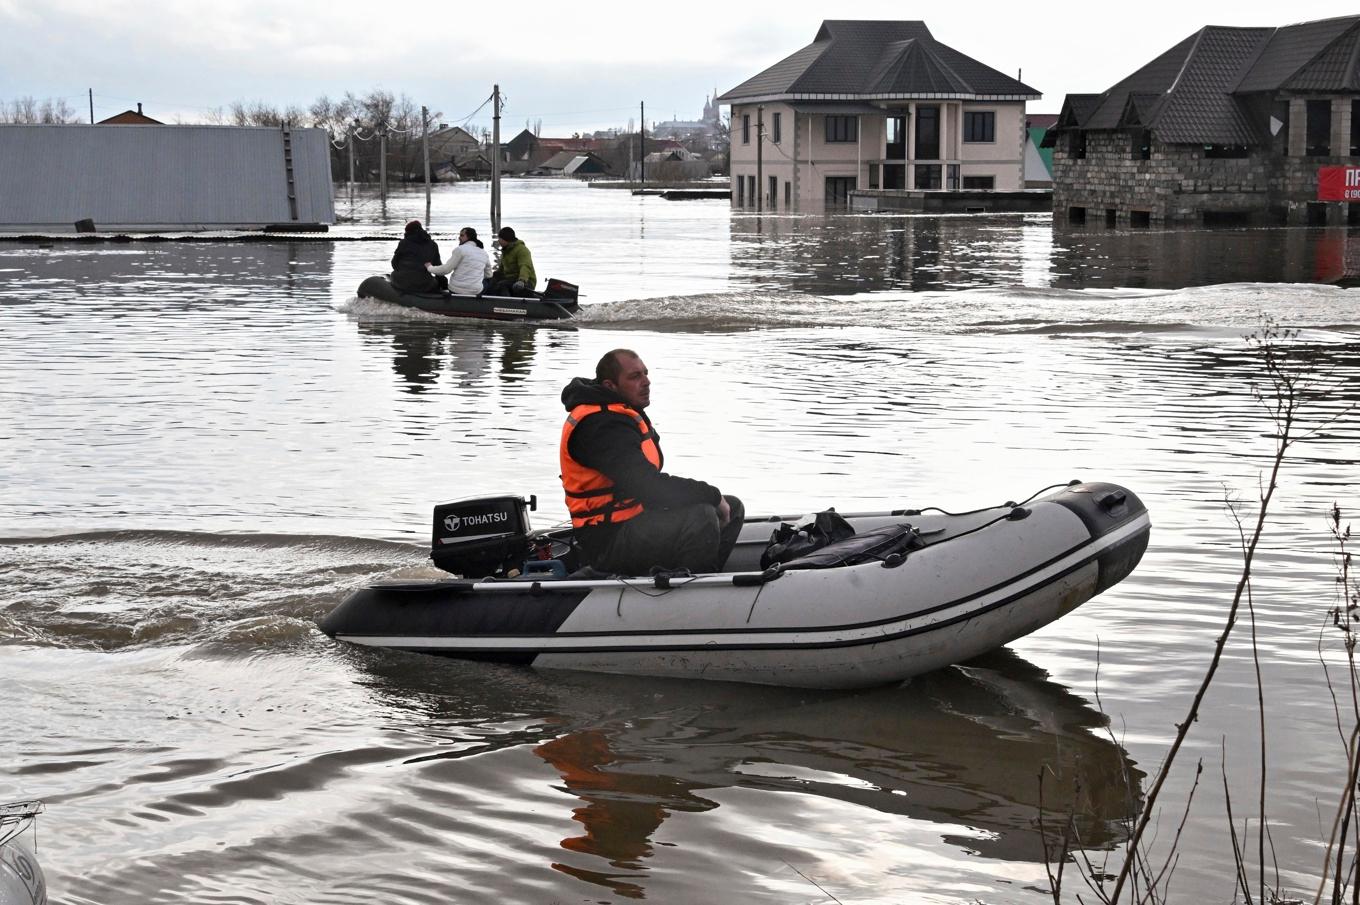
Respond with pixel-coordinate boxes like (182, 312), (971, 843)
(596, 348), (638, 383)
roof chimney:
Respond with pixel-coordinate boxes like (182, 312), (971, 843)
(137, 103), (143, 115)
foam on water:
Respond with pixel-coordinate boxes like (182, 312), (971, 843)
(336, 280), (1360, 338)
(0, 531), (429, 650)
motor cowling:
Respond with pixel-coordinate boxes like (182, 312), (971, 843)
(431, 495), (533, 577)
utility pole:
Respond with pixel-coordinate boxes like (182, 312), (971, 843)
(756, 105), (764, 214)
(639, 101), (646, 186)
(421, 105), (432, 215)
(379, 125), (388, 207)
(88, 89), (93, 124)
(347, 121), (356, 207)
(491, 84), (502, 234)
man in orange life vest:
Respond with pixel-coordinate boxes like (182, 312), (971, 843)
(559, 349), (744, 575)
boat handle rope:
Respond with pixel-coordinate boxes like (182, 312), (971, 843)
(900, 479), (1079, 517)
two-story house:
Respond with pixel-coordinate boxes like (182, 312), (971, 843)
(1045, 15), (1360, 227)
(718, 20), (1039, 210)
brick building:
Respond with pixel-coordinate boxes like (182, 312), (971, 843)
(1046, 16), (1360, 226)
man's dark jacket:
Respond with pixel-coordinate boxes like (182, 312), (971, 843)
(390, 225), (441, 292)
(560, 377), (720, 548)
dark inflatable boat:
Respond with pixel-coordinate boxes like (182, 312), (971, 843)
(356, 275), (580, 321)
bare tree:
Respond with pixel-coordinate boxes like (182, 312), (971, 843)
(0, 96), (79, 124)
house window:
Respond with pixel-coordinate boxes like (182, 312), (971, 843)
(825, 116), (857, 143)
(742, 114), (750, 144)
(868, 164), (879, 189)
(886, 115), (907, 159)
(784, 181), (791, 207)
(963, 111), (995, 143)
(947, 163), (960, 190)
(962, 175), (995, 189)
(735, 175), (744, 205)
(1071, 131), (1087, 160)
(915, 105), (940, 159)
(772, 112), (782, 144)
(825, 176), (856, 205)
(1306, 99), (1331, 156)
(768, 175), (778, 207)
(914, 164), (942, 189)
(1130, 210), (1151, 228)
(1136, 130), (1152, 160)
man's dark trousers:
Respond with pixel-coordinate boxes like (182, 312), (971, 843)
(585, 495), (744, 575)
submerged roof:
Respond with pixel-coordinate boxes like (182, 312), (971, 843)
(1058, 15), (1360, 145)
(0, 124), (335, 230)
(719, 20), (1038, 103)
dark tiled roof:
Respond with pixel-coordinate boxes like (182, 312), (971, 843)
(1080, 31), (1207, 130)
(1120, 93), (1165, 127)
(1154, 27), (1270, 143)
(1058, 16), (1360, 146)
(1237, 16), (1359, 91)
(719, 20), (1037, 102)
(1056, 94), (1102, 129)
(1283, 22), (1360, 90)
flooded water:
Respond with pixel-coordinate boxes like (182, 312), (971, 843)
(4, 179), (1360, 903)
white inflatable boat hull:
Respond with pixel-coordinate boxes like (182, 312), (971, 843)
(321, 482), (1150, 689)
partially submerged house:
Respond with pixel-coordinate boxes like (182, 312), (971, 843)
(0, 124), (335, 232)
(452, 151), (494, 180)
(719, 20), (1039, 210)
(563, 153), (612, 178)
(532, 149), (582, 175)
(1045, 15), (1360, 226)
(427, 125), (481, 179)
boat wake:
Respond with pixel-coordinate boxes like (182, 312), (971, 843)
(336, 295), (453, 323)
(335, 282), (1360, 338)
(0, 530), (432, 651)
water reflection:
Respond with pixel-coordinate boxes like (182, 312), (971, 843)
(351, 320), (557, 394)
(1048, 224), (1360, 289)
(728, 214), (1033, 294)
(348, 647), (1141, 898)
(727, 211), (1360, 294)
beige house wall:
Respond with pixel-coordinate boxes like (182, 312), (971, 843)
(729, 100), (1027, 208)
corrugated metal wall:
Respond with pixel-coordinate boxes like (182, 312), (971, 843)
(0, 125), (336, 230)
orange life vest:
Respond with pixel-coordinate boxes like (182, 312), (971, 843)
(560, 403), (662, 528)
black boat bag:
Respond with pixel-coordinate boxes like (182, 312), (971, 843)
(761, 510), (926, 570)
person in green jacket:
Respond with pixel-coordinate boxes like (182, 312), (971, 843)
(487, 226), (537, 297)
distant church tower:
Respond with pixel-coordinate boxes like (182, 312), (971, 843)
(702, 91), (719, 125)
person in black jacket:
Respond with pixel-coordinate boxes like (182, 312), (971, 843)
(390, 220), (446, 292)
(559, 349), (743, 575)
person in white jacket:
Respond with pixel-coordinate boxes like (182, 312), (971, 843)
(426, 227), (494, 296)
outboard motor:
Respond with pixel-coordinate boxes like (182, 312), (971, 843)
(431, 495), (535, 578)
(542, 278), (579, 303)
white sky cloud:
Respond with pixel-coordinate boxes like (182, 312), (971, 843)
(2, 0), (1355, 132)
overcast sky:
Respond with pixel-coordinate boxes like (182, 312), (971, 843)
(2, 0), (1355, 134)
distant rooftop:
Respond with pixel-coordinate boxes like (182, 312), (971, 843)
(98, 104), (162, 125)
(1054, 15), (1360, 145)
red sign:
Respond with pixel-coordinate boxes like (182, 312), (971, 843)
(1318, 166), (1360, 201)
